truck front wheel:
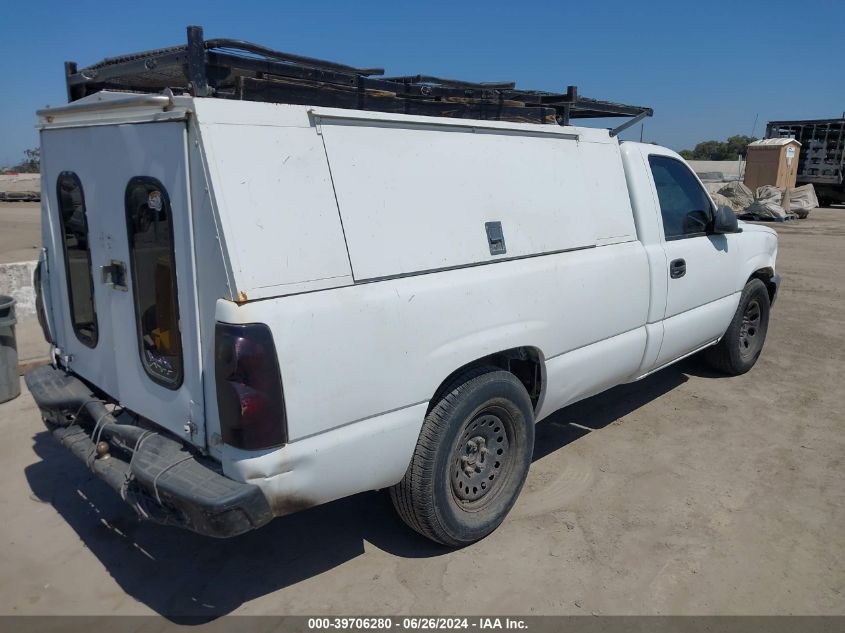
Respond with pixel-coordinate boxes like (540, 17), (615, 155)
(703, 278), (771, 375)
(390, 367), (535, 546)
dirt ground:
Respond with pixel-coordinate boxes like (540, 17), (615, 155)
(0, 209), (843, 619)
(0, 202), (41, 265)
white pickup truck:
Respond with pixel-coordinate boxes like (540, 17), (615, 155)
(27, 35), (779, 546)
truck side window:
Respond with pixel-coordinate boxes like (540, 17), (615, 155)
(648, 155), (713, 240)
(125, 177), (183, 389)
(56, 172), (98, 347)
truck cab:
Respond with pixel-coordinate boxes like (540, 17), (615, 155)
(620, 141), (779, 375)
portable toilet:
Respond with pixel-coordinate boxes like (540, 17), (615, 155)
(743, 138), (801, 190)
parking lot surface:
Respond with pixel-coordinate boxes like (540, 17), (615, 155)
(0, 202), (41, 265)
(0, 210), (843, 619)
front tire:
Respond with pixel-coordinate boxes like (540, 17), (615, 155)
(703, 278), (771, 375)
(390, 367), (535, 546)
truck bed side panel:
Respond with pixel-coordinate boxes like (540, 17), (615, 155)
(218, 240), (650, 443)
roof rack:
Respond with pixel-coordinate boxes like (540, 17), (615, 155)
(64, 25), (653, 128)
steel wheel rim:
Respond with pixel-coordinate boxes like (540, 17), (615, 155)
(739, 299), (762, 358)
(450, 408), (514, 510)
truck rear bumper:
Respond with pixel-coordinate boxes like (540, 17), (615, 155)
(25, 364), (273, 538)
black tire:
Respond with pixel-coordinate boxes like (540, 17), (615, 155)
(702, 279), (771, 375)
(390, 366), (535, 546)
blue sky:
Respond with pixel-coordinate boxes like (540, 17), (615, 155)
(1, 0), (844, 167)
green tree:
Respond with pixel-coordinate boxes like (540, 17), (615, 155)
(680, 136), (757, 161)
(697, 140), (725, 160)
(2, 148), (40, 173)
(725, 135), (757, 158)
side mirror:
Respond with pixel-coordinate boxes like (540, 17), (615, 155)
(711, 205), (740, 234)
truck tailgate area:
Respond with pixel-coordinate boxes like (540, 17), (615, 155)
(25, 364), (272, 538)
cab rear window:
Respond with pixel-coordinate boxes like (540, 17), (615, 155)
(125, 177), (183, 388)
(56, 172), (98, 347)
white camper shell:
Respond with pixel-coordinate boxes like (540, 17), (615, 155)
(28, 89), (780, 544)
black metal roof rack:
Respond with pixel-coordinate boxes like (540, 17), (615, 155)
(64, 25), (653, 127)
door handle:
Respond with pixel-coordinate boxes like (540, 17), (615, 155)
(670, 258), (686, 279)
(101, 260), (128, 291)
(485, 221), (507, 255)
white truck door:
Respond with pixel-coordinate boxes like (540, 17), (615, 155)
(42, 121), (204, 446)
(646, 154), (743, 366)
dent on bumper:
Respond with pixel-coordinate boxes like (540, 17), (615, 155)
(223, 402), (428, 517)
(25, 364), (273, 538)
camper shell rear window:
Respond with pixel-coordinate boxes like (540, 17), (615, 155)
(56, 171), (98, 347)
(125, 177), (183, 389)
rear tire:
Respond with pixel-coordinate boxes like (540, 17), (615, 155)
(702, 279), (770, 375)
(390, 366), (535, 546)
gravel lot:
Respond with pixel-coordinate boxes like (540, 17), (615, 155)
(0, 209), (843, 619)
(0, 202), (41, 265)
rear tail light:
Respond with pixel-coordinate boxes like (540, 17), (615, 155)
(215, 322), (287, 450)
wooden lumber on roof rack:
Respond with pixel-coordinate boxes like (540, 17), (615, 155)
(63, 25), (653, 127)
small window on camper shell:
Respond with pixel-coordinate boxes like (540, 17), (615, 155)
(125, 177), (183, 389)
(56, 172), (98, 347)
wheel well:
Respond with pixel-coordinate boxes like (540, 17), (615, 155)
(749, 267), (776, 303)
(429, 347), (545, 414)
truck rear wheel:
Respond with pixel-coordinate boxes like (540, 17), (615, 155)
(390, 367), (535, 546)
(702, 278), (771, 375)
